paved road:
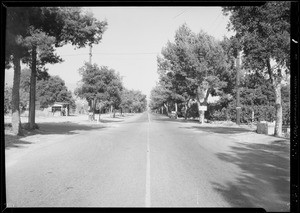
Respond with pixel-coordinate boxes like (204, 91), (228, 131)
(5, 112), (290, 210)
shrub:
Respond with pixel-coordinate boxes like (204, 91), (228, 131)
(187, 103), (198, 118)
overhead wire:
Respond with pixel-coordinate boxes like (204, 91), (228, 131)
(173, 9), (189, 19)
(211, 13), (227, 37)
(207, 11), (222, 33)
(60, 52), (160, 57)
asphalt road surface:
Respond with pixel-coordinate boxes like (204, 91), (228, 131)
(5, 112), (290, 210)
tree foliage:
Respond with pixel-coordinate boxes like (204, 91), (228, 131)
(223, 2), (290, 136)
(151, 24), (228, 122)
(5, 7), (108, 133)
(36, 76), (76, 109)
(75, 63), (123, 112)
(149, 83), (171, 112)
(120, 89), (147, 113)
(223, 2), (290, 72)
(4, 85), (12, 114)
(207, 72), (290, 125)
(18, 68), (75, 109)
(5, 70), (75, 113)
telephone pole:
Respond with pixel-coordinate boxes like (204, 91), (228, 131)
(236, 50), (241, 125)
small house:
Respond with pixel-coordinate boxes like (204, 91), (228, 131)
(51, 102), (70, 116)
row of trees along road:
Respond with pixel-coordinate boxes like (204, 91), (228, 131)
(75, 63), (147, 120)
(5, 68), (76, 114)
(150, 24), (229, 124)
(150, 2), (290, 136)
(223, 2), (290, 136)
(5, 7), (108, 135)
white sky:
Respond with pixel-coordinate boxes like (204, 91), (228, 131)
(5, 7), (234, 98)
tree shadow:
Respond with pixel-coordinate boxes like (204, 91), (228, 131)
(4, 117), (130, 150)
(5, 135), (33, 149)
(99, 119), (124, 123)
(30, 122), (107, 135)
(150, 114), (201, 124)
(212, 140), (290, 211)
(5, 122), (109, 149)
(180, 126), (252, 134)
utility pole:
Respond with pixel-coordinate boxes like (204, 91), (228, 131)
(236, 50), (241, 125)
(89, 44), (92, 64)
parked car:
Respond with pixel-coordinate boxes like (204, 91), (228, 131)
(168, 111), (178, 119)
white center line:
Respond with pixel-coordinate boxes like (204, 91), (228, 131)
(145, 112), (151, 207)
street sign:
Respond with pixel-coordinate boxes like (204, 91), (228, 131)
(198, 105), (207, 111)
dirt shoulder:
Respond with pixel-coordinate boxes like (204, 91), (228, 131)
(4, 113), (138, 148)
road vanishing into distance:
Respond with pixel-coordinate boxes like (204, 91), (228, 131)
(5, 112), (290, 211)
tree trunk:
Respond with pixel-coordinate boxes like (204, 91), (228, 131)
(225, 107), (230, 121)
(29, 46), (37, 129)
(97, 101), (101, 122)
(197, 101), (204, 124)
(174, 102), (178, 119)
(93, 99), (96, 121)
(110, 105), (113, 117)
(266, 57), (283, 137)
(196, 86), (209, 124)
(184, 102), (188, 120)
(163, 103), (168, 115)
(11, 54), (23, 135)
(236, 52), (241, 125)
(274, 82), (283, 136)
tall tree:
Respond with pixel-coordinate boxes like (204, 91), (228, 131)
(105, 72), (123, 117)
(36, 76), (76, 110)
(26, 7), (107, 129)
(149, 83), (171, 114)
(121, 89), (147, 113)
(21, 27), (61, 128)
(6, 7), (32, 135)
(5, 7), (108, 133)
(223, 2), (290, 136)
(157, 24), (228, 123)
(75, 63), (123, 121)
(7, 72), (75, 114)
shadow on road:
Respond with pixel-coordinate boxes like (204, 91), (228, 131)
(212, 140), (290, 211)
(99, 119), (124, 123)
(151, 114), (253, 133)
(5, 122), (107, 149)
(5, 135), (33, 149)
(180, 126), (252, 134)
(151, 114), (201, 124)
(34, 122), (107, 135)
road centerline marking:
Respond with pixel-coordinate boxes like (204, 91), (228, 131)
(145, 112), (151, 207)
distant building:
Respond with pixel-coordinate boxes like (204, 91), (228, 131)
(51, 102), (70, 116)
